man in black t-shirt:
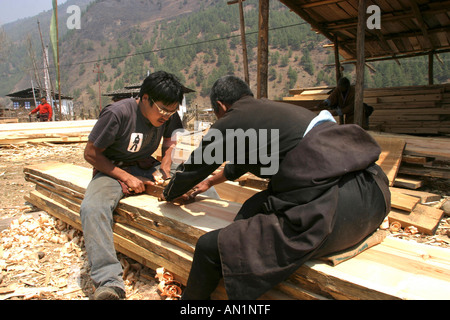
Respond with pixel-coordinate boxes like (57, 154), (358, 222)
(80, 71), (184, 300)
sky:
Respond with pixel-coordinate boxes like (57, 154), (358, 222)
(0, 0), (68, 26)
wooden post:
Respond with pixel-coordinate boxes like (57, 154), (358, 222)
(334, 35), (344, 124)
(354, 0), (366, 128)
(428, 53), (434, 85)
(334, 35), (342, 83)
(227, 0), (249, 85)
(257, 0), (269, 98)
(55, 0), (62, 121)
(93, 63), (103, 112)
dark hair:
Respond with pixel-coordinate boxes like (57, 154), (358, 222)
(210, 75), (253, 112)
(337, 77), (350, 89)
(139, 71), (184, 105)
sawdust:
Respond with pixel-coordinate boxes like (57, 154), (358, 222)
(0, 143), (163, 300)
(0, 142), (449, 300)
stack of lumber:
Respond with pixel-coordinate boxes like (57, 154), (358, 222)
(237, 133), (447, 236)
(171, 130), (447, 237)
(23, 161), (450, 300)
(370, 131), (450, 182)
(283, 83), (450, 135)
(0, 120), (96, 146)
(0, 118), (18, 124)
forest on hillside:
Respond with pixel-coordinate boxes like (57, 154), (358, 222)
(0, 0), (449, 115)
(68, 0), (326, 106)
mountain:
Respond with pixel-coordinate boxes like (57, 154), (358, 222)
(1, 0), (334, 117)
(1, 0), (448, 118)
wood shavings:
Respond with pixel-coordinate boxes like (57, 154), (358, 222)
(155, 267), (182, 300)
(405, 226), (419, 234)
(0, 212), (91, 300)
(389, 221), (402, 233)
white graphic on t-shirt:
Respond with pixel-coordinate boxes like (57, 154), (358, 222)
(127, 133), (143, 152)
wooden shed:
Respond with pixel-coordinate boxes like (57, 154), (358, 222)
(253, 0), (450, 133)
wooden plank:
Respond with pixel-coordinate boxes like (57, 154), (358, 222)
(402, 155), (434, 165)
(390, 187), (441, 203)
(394, 175), (423, 189)
(24, 162), (91, 194)
(0, 120), (96, 145)
(372, 136), (406, 186)
(388, 204), (445, 235)
(214, 181), (260, 204)
(399, 163), (450, 179)
(24, 184), (323, 300)
(25, 189), (193, 283)
(370, 132), (450, 162)
(390, 190), (420, 212)
(292, 236), (450, 300)
(24, 163), (237, 245)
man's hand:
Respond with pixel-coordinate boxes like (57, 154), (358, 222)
(123, 175), (155, 194)
(189, 180), (212, 198)
(159, 191), (195, 205)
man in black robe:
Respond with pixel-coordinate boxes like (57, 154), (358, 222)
(163, 75), (390, 300)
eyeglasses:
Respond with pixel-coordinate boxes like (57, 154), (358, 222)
(151, 98), (178, 117)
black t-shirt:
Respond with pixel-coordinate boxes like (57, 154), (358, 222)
(88, 98), (183, 162)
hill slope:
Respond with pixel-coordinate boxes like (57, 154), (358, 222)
(1, 0), (448, 118)
(1, 0), (333, 117)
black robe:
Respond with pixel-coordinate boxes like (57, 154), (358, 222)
(218, 122), (390, 299)
(164, 97), (390, 299)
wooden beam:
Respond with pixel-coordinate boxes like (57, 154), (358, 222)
(429, 52), (434, 85)
(333, 35), (344, 125)
(334, 35), (342, 82)
(354, 0), (366, 127)
(300, 0), (345, 9)
(326, 5), (450, 31)
(228, 0), (249, 85)
(410, 0), (435, 50)
(257, 0), (269, 98)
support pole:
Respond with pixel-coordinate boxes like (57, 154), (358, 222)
(354, 0), (366, 128)
(428, 53), (434, 85)
(93, 63), (103, 112)
(334, 35), (342, 83)
(55, 0), (62, 120)
(257, 0), (269, 98)
(334, 35), (344, 124)
(228, 0), (250, 85)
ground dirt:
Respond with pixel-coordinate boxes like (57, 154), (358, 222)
(0, 142), (164, 300)
(0, 142), (449, 300)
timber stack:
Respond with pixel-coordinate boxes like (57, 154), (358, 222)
(0, 120), (96, 146)
(23, 161), (450, 300)
(283, 83), (450, 135)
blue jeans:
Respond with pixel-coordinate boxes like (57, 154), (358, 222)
(80, 165), (159, 292)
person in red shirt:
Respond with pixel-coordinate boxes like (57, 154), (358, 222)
(29, 97), (53, 121)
